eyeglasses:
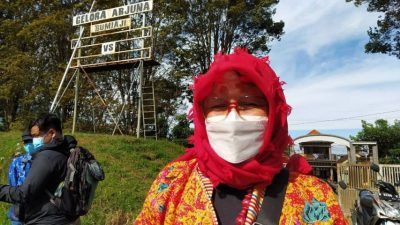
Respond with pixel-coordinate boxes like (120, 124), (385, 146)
(202, 95), (268, 118)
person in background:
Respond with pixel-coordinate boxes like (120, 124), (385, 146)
(7, 129), (34, 225)
(0, 114), (79, 225)
(134, 48), (348, 225)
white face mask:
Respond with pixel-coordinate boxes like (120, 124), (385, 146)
(205, 110), (268, 164)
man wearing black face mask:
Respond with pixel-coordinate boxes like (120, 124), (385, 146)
(0, 113), (79, 225)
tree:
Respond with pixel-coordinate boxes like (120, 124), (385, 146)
(346, 0), (400, 59)
(152, 0), (284, 76)
(171, 114), (193, 140)
(0, 0), (284, 136)
(381, 148), (400, 163)
(351, 119), (400, 161)
(0, 0), (94, 127)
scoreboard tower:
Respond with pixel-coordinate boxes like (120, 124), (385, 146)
(50, 0), (158, 139)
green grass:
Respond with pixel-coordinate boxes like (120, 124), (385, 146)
(0, 131), (184, 225)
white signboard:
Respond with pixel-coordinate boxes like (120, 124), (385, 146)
(101, 41), (116, 55)
(73, 0), (153, 26)
(91, 18), (131, 33)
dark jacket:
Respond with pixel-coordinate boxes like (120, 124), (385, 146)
(0, 135), (77, 225)
(212, 168), (289, 225)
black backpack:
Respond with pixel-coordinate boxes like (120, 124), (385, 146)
(47, 147), (105, 218)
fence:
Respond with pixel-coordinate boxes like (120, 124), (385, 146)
(337, 164), (400, 220)
(380, 165), (400, 186)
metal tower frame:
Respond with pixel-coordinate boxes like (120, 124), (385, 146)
(49, 0), (158, 139)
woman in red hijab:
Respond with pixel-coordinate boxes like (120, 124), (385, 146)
(134, 49), (348, 225)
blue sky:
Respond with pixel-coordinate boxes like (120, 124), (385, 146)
(268, 0), (400, 138)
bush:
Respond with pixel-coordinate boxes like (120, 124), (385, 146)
(171, 114), (193, 140)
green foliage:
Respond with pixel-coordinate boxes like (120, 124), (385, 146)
(380, 148), (400, 164)
(351, 119), (400, 160)
(156, 114), (170, 138)
(0, 0), (92, 126)
(0, 0), (284, 138)
(346, 0), (400, 59)
(0, 131), (184, 224)
(153, 0), (284, 75)
(171, 114), (193, 140)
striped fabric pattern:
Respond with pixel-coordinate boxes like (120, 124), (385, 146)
(196, 166), (266, 225)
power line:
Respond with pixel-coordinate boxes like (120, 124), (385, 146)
(289, 109), (400, 125)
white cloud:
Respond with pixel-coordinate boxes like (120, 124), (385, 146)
(269, 0), (400, 130)
(272, 0), (381, 56)
(285, 56), (400, 130)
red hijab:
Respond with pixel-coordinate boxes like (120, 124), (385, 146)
(286, 154), (313, 175)
(177, 48), (292, 190)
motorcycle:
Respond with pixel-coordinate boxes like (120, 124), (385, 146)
(339, 163), (400, 225)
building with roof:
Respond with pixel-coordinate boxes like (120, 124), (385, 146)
(291, 129), (378, 181)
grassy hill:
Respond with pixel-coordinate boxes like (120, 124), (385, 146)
(0, 131), (184, 225)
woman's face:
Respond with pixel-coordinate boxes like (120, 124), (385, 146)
(202, 71), (268, 119)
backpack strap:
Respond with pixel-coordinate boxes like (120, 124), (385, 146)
(45, 189), (57, 205)
(254, 168), (289, 225)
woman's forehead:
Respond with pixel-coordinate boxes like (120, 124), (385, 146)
(209, 71), (263, 97)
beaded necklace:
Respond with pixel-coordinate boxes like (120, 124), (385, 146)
(196, 166), (266, 225)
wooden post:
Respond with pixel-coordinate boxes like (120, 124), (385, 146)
(136, 61), (143, 138)
(372, 145), (379, 164)
(72, 45), (82, 134)
(72, 69), (80, 134)
(349, 143), (356, 164)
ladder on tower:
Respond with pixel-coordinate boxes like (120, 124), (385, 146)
(141, 77), (157, 139)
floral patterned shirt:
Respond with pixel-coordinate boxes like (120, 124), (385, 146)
(134, 159), (348, 225)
